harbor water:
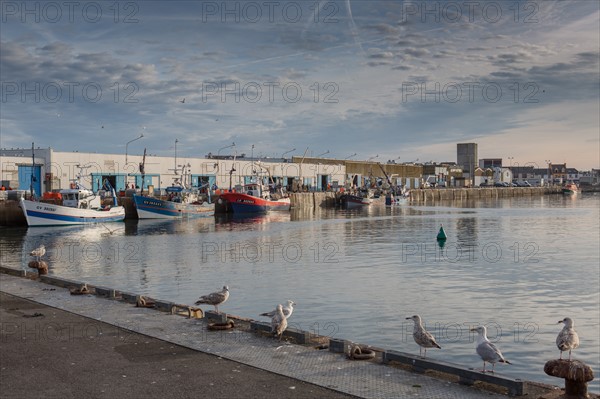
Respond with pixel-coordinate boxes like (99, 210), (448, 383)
(1, 193), (599, 392)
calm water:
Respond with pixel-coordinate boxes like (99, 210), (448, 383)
(2, 193), (599, 391)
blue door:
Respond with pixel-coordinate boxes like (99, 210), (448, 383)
(18, 165), (41, 196)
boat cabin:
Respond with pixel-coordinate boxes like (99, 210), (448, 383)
(60, 188), (101, 209)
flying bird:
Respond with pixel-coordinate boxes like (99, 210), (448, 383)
(271, 304), (288, 341)
(470, 326), (511, 373)
(180, 98), (185, 103)
(30, 245), (46, 261)
(406, 315), (441, 357)
(556, 317), (580, 360)
(260, 300), (295, 319)
(195, 286), (229, 313)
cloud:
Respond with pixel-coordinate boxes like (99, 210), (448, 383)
(0, 1), (598, 168)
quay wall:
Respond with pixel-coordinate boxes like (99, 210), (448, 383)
(290, 187), (563, 208)
(408, 186), (563, 203)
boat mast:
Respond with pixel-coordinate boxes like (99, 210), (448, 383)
(30, 142), (36, 199)
(228, 150), (237, 191)
(139, 148), (147, 192)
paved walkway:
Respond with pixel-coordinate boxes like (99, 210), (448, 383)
(1, 274), (511, 399)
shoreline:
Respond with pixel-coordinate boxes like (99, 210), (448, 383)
(1, 266), (568, 398)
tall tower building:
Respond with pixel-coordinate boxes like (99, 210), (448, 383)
(457, 143), (478, 184)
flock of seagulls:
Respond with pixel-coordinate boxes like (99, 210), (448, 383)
(59, 271), (587, 371)
(195, 287), (295, 340)
(195, 286), (583, 374)
(27, 245), (585, 373)
(407, 315), (583, 373)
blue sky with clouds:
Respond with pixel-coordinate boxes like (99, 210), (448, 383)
(1, 0), (598, 169)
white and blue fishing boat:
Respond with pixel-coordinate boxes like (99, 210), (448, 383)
(19, 170), (125, 227)
(132, 164), (214, 219)
(132, 187), (214, 219)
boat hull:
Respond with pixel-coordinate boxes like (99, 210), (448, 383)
(132, 194), (215, 219)
(562, 183), (579, 195)
(340, 194), (372, 209)
(218, 193), (290, 214)
(20, 198), (125, 226)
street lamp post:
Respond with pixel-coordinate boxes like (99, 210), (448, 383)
(125, 133), (144, 169)
(217, 142), (236, 157)
(367, 154), (379, 162)
(281, 148), (296, 159)
(317, 150), (329, 158)
(125, 134), (144, 187)
(344, 153), (357, 160)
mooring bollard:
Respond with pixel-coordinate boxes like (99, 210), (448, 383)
(544, 359), (594, 398)
(27, 260), (48, 275)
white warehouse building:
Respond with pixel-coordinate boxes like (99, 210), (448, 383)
(0, 147), (347, 195)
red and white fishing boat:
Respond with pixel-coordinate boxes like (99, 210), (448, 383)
(218, 183), (290, 214)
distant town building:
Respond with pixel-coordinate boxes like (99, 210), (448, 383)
(580, 169), (600, 186)
(479, 158), (503, 169)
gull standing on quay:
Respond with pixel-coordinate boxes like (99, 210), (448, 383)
(260, 300), (295, 319)
(271, 304), (288, 341)
(406, 315), (441, 357)
(195, 286), (229, 313)
(556, 317), (580, 360)
(30, 245), (46, 261)
(470, 326), (512, 373)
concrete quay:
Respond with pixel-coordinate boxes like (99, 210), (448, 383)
(0, 271), (561, 399)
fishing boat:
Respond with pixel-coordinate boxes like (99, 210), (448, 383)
(562, 182), (579, 195)
(19, 175), (125, 227)
(339, 190), (373, 209)
(385, 186), (410, 206)
(132, 163), (214, 219)
(216, 159), (290, 214)
(133, 187), (214, 219)
(217, 183), (290, 214)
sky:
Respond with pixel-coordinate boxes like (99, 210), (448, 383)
(1, 0), (599, 169)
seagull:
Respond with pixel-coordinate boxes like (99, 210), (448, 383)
(30, 245), (46, 261)
(470, 326), (511, 373)
(180, 98), (185, 103)
(260, 300), (295, 319)
(271, 304), (288, 341)
(195, 286), (229, 313)
(556, 317), (580, 360)
(406, 315), (441, 357)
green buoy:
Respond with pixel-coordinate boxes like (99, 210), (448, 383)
(436, 225), (447, 241)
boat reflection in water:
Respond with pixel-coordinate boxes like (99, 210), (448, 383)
(214, 211), (291, 229)
(124, 218), (216, 236)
